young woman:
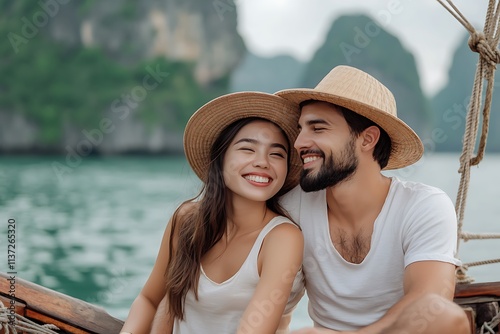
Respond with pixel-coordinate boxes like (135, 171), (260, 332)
(120, 92), (304, 334)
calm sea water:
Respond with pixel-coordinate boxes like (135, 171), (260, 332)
(1, 153), (499, 328)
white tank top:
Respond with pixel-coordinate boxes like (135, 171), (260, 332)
(173, 216), (304, 334)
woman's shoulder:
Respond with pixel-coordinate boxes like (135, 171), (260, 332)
(176, 200), (199, 218)
(259, 216), (304, 276)
(169, 200), (199, 235)
(267, 215), (300, 229)
(264, 216), (303, 244)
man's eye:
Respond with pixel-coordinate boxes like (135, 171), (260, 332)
(313, 127), (325, 131)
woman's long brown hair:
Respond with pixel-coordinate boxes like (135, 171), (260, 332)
(165, 117), (292, 320)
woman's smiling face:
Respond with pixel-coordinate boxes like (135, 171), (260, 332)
(222, 119), (289, 202)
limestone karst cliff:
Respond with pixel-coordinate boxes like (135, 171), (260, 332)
(46, 0), (245, 85)
(0, 0), (245, 154)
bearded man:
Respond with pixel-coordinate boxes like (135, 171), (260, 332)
(277, 66), (469, 334)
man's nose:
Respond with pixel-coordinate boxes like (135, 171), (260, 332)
(294, 130), (311, 153)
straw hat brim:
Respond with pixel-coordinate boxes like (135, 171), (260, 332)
(184, 92), (302, 193)
(275, 89), (424, 170)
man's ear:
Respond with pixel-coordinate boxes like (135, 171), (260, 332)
(359, 126), (380, 152)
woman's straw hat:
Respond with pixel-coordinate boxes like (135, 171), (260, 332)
(184, 91), (302, 193)
(275, 65), (424, 170)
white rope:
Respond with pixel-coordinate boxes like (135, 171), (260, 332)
(460, 231), (500, 241)
(436, 0), (500, 283)
(480, 309), (500, 334)
(0, 301), (59, 334)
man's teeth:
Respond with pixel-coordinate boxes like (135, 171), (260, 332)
(303, 156), (320, 164)
(245, 175), (270, 183)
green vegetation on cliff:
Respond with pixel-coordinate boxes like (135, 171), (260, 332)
(0, 1), (228, 147)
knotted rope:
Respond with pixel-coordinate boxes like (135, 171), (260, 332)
(0, 301), (60, 334)
(480, 307), (500, 334)
(436, 0), (500, 283)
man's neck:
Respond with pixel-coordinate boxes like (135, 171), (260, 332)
(325, 171), (391, 229)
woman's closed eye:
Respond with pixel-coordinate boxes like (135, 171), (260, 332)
(270, 151), (286, 158)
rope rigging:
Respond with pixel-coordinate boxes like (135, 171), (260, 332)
(0, 301), (59, 334)
(436, 0), (500, 284)
(480, 309), (500, 334)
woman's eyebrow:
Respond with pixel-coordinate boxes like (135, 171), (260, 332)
(234, 138), (288, 152)
(270, 142), (288, 153)
(234, 138), (257, 145)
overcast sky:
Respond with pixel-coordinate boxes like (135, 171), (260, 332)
(235, 0), (488, 96)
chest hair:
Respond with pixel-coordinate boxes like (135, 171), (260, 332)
(330, 226), (372, 264)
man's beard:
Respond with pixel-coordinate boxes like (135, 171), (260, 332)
(300, 138), (358, 192)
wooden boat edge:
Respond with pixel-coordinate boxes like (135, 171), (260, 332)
(0, 272), (124, 334)
(1, 272), (499, 333)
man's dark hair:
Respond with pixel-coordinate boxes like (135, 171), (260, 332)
(300, 100), (392, 169)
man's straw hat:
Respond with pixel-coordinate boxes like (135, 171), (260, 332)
(276, 65), (424, 170)
(184, 91), (302, 193)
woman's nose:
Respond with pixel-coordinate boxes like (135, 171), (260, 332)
(252, 153), (270, 169)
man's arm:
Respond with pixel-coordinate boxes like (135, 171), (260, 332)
(354, 260), (456, 334)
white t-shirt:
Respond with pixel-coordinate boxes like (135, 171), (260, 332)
(281, 177), (461, 331)
(173, 216), (305, 334)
